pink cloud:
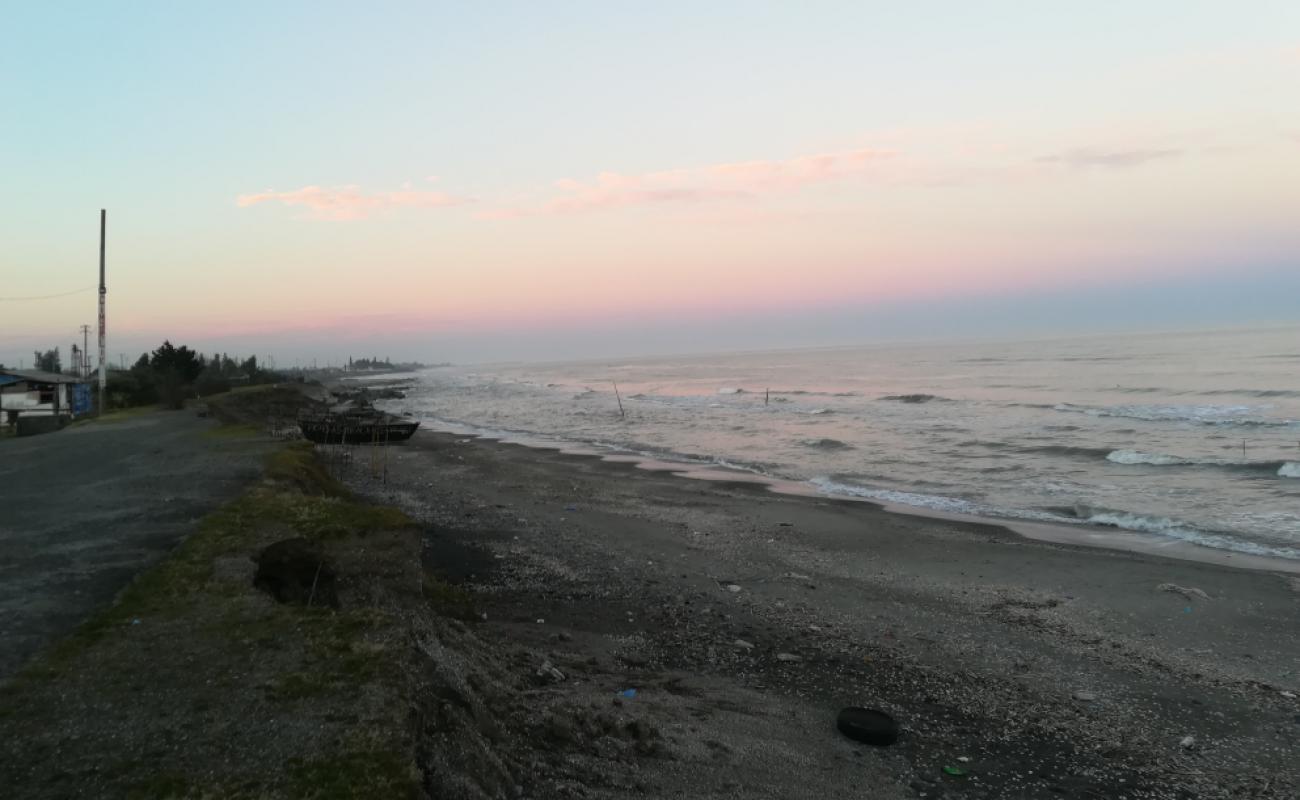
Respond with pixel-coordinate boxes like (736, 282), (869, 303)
(236, 184), (469, 220)
(481, 146), (891, 218)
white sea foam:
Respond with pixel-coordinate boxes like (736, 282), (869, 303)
(1105, 450), (1288, 472)
(809, 477), (1064, 524)
(1106, 449), (1190, 466)
(1055, 403), (1293, 427)
(1280, 462), (1300, 478)
(1076, 507), (1300, 559)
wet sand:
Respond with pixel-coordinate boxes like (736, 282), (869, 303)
(346, 430), (1300, 799)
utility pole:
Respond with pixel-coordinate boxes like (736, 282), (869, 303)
(79, 324), (91, 379)
(97, 210), (107, 413)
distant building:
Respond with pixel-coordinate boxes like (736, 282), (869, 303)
(0, 368), (92, 435)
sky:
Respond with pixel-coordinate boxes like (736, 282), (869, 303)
(1, 1), (1298, 367)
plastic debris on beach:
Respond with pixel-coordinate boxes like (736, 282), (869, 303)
(536, 660), (566, 682)
(942, 766), (967, 777)
(1157, 583), (1212, 601)
(620, 688), (637, 699)
(724, 584), (742, 593)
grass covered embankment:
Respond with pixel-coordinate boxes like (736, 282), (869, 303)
(0, 390), (453, 799)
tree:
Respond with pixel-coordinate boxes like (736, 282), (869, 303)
(33, 348), (61, 373)
(150, 340), (203, 409)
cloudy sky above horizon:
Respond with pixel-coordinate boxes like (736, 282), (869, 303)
(2, 1), (1298, 367)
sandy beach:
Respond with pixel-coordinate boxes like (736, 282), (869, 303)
(346, 429), (1299, 799)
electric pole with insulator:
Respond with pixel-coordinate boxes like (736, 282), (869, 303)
(98, 210), (107, 413)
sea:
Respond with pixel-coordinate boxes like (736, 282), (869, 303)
(381, 325), (1300, 562)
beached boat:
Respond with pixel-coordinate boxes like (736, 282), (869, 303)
(298, 401), (419, 444)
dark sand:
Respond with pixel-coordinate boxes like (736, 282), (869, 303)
(347, 430), (1299, 800)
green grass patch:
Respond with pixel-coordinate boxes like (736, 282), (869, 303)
(423, 576), (477, 621)
(0, 419), (426, 798)
(265, 443), (347, 496)
(126, 772), (192, 800)
(285, 749), (420, 800)
(7, 441), (413, 689)
(203, 422), (262, 439)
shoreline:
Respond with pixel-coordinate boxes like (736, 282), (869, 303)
(7, 387), (1294, 798)
(403, 417), (1300, 576)
(345, 426), (1299, 798)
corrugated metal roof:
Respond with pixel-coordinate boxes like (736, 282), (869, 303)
(0, 368), (86, 385)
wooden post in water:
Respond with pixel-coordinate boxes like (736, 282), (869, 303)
(612, 381), (625, 418)
(765, 388), (769, 406)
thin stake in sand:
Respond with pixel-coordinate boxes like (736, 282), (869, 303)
(612, 381), (625, 418)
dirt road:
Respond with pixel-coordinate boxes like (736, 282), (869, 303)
(0, 411), (276, 679)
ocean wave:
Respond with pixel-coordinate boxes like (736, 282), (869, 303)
(800, 438), (854, 450)
(1106, 449), (1192, 466)
(1072, 505), (1300, 560)
(717, 387), (744, 395)
(780, 390), (860, 397)
(1208, 388), (1300, 398)
(1020, 444), (1114, 459)
(1281, 462), (1300, 478)
(813, 475), (1299, 560)
(879, 393), (951, 404)
(1054, 402), (1294, 428)
(1105, 449), (1289, 472)
(810, 477), (1088, 526)
(962, 441), (1111, 459)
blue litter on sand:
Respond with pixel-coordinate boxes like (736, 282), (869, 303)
(620, 688), (637, 699)
(565, 505), (578, 512)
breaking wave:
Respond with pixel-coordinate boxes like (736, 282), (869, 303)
(1105, 450), (1289, 472)
(1106, 449), (1192, 466)
(811, 476), (1300, 560)
(1072, 505), (1300, 560)
(1054, 403), (1294, 428)
(879, 393), (951, 404)
(801, 438), (853, 451)
(1280, 462), (1300, 478)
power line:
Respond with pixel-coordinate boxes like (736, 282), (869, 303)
(0, 286), (95, 302)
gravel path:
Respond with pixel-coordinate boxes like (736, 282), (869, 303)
(0, 411), (276, 679)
